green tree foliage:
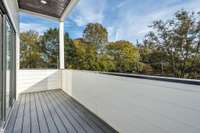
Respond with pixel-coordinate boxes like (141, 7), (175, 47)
(97, 54), (116, 72)
(20, 12), (199, 79)
(107, 41), (141, 73)
(65, 24), (142, 73)
(66, 38), (98, 70)
(139, 10), (200, 78)
(64, 32), (75, 68)
(20, 31), (44, 68)
(83, 23), (108, 52)
(40, 28), (59, 68)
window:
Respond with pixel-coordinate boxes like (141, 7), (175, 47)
(0, 2), (16, 126)
(0, 9), (3, 126)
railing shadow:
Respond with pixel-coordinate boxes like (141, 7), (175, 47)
(17, 70), (61, 94)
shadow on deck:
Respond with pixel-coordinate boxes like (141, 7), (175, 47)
(5, 89), (118, 133)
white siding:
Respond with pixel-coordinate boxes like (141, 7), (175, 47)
(62, 70), (200, 133)
(17, 70), (61, 95)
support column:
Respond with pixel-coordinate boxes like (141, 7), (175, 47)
(59, 21), (65, 69)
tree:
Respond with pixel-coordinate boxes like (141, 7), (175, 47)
(20, 31), (44, 68)
(107, 40), (141, 73)
(40, 28), (59, 68)
(83, 23), (108, 52)
(20, 10), (200, 79)
(64, 32), (75, 68)
(68, 38), (98, 70)
(97, 54), (116, 72)
(141, 10), (200, 78)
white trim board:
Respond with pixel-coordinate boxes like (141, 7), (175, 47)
(19, 0), (79, 22)
(19, 9), (60, 22)
(61, 0), (79, 21)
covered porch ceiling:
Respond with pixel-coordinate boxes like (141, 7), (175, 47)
(18, 0), (79, 21)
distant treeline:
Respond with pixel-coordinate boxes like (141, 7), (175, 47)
(20, 10), (200, 79)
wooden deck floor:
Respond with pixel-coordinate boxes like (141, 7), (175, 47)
(4, 89), (118, 133)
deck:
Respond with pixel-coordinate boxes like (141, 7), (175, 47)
(4, 89), (118, 133)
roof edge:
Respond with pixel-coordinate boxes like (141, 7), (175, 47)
(20, 9), (60, 21)
(60, 0), (79, 21)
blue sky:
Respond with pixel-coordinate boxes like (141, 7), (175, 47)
(20, 0), (200, 43)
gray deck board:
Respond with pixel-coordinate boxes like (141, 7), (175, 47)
(13, 93), (26, 133)
(37, 92), (59, 133)
(45, 91), (77, 133)
(56, 91), (108, 133)
(4, 89), (118, 133)
(49, 91), (87, 133)
(30, 93), (40, 133)
(53, 91), (95, 133)
(22, 94), (31, 133)
(5, 96), (22, 133)
(34, 92), (49, 133)
(59, 91), (117, 133)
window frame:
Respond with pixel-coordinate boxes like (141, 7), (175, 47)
(0, 1), (16, 127)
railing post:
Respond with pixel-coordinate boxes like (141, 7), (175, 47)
(59, 21), (65, 69)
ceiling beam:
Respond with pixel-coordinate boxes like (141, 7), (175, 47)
(20, 9), (60, 21)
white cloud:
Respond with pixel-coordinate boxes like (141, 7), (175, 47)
(66, 0), (200, 43)
(116, 1), (129, 9)
(20, 23), (49, 35)
(108, 0), (200, 43)
(70, 0), (107, 27)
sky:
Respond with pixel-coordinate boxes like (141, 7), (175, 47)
(20, 0), (200, 43)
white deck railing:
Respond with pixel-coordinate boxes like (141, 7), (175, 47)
(17, 69), (200, 133)
(17, 69), (61, 95)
